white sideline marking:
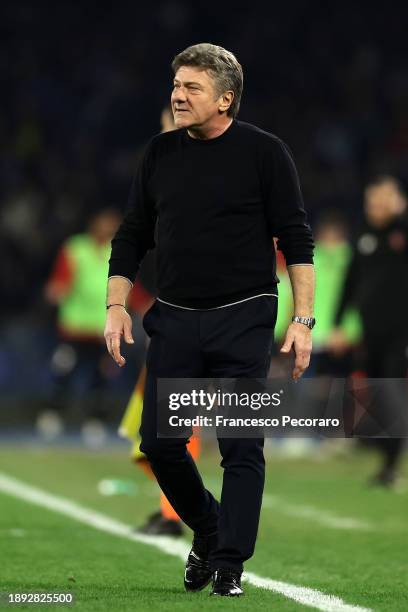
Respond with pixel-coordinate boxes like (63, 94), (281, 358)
(0, 473), (371, 612)
(243, 572), (370, 612)
(263, 494), (373, 531)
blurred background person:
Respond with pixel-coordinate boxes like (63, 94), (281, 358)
(311, 211), (362, 376)
(329, 176), (408, 486)
(43, 208), (122, 442)
(273, 212), (362, 376)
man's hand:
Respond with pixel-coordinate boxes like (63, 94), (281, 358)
(280, 322), (312, 380)
(104, 306), (134, 367)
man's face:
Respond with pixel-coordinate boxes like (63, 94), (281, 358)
(364, 182), (406, 228)
(171, 65), (224, 129)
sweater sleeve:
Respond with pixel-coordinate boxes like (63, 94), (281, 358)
(108, 141), (157, 283)
(261, 138), (314, 265)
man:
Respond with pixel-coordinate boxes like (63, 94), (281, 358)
(105, 43), (315, 597)
(330, 175), (408, 486)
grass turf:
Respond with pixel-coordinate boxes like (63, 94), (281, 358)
(0, 445), (407, 611)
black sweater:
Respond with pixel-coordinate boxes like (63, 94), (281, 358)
(109, 120), (314, 309)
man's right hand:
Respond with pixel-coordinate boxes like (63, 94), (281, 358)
(104, 306), (134, 367)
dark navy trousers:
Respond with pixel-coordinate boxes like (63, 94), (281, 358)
(139, 295), (277, 572)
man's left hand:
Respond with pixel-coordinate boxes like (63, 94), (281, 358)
(280, 322), (312, 380)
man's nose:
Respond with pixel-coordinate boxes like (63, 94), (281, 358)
(173, 87), (187, 102)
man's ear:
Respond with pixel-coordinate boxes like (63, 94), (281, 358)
(218, 91), (234, 114)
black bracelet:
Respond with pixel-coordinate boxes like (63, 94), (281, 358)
(106, 303), (126, 310)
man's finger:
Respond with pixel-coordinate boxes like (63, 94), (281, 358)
(295, 356), (309, 373)
(108, 339), (116, 360)
(280, 333), (294, 353)
(295, 351), (310, 366)
(111, 333), (126, 367)
(292, 349), (310, 379)
(123, 320), (134, 344)
(293, 361), (306, 379)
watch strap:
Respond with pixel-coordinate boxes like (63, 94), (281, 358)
(292, 316), (315, 329)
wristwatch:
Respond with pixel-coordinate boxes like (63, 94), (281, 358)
(292, 316), (316, 330)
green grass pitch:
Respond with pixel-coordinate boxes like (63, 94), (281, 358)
(0, 445), (407, 611)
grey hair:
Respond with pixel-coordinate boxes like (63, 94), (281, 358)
(171, 43), (243, 118)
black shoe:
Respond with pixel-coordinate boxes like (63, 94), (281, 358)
(137, 510), (161, 531)
(136, 512), (184, 537)
(210, 568), (243, 597)
(184, 532), (217, 592)
(369, 468), (397, 488)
